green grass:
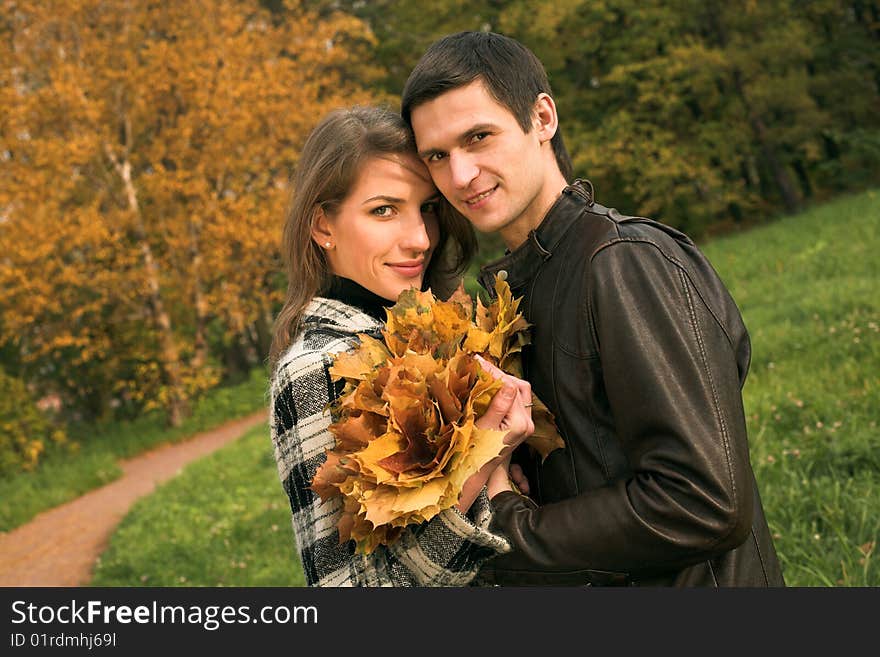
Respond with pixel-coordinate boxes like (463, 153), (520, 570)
(90, 423), (304, 587)
(0, 368), (269, 532)
(701, 190), (879, 586)
(90, 190), (879, 587)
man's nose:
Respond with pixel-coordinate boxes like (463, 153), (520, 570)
(449, 152), (479, 189)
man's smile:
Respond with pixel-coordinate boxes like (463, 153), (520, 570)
(465, 184), (498, 208)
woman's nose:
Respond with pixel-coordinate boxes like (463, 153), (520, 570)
(400, 213), (434, 253)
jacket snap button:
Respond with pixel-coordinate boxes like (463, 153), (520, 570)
(497, 270), (508, 281)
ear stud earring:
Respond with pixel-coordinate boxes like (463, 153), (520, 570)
(324, 242), (332, 248)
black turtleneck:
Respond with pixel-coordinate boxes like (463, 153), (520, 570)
(323, 276), (391, 323)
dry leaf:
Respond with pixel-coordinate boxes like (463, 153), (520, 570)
(311, 277), (564, 554)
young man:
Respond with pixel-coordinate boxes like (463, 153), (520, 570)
(402, 31), (785, 586)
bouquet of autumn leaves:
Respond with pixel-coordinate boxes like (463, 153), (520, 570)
(310, 275), (565, 555)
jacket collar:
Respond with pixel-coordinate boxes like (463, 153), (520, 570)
(478, 180), (594, 298)
(301, 296), (384, 335)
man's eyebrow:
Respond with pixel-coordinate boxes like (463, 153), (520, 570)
(417, 123), (498, 159)
(361, 195), (404, 205)
(461, 123), (497, 140)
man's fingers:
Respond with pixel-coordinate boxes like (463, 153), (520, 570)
(509, 463), (530, 495)
(474, 383), (517, 430)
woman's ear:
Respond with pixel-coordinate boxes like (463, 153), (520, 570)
(310, 206), (335, 250)
(533, 93), (559, 144)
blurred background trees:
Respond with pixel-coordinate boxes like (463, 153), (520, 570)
(341, 0), (880, 235)
(1, 0), (878, 457)
(1, 0), (378, 436)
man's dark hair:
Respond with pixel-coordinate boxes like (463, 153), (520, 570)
(401, 31), (573, 181)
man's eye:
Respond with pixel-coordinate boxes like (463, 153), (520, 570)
(469, 132), (489, 145)
(427, 152), (446, 163)
(371, 205), (394, 217)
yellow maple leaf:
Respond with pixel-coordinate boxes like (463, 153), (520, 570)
(354, 431), (407, 484)
(316, 273), (565, 554)
(328, 333), (390, 381)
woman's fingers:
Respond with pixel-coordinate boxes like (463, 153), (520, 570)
(472, 356), (535, 450)
(498, 388), (534, 448)
(474, 383), (517, 431)
(475, 354), (533, 413)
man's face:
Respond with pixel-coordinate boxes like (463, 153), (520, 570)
(410, 79), (555, 244)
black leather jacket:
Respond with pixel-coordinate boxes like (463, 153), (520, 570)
(477, 180), (784, 587)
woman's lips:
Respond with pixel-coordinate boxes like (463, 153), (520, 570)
(386, 261), (425, 277)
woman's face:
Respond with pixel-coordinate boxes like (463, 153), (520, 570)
(315, 153), (441, 302)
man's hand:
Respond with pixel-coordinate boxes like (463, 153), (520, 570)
(509, 463), (530, 496)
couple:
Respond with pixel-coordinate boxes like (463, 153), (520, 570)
(269, 31), (785, 587)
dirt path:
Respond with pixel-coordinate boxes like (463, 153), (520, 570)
(0, 410), (267, 587)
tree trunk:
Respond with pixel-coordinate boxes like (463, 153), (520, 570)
(792, 160), (814, 199)
(253, 307), (274, 367)
(223, 335), (252, 381)
(190, 216), (209, 371)
(748, 113), (801, 214)
(732, 72), (801, 214)
(105, 127), (188, 427)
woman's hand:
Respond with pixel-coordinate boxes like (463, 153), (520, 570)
(473, 355), (534, 451)
(456, 356), (534, 511)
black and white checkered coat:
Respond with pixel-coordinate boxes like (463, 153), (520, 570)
(269, 297), (511, 586)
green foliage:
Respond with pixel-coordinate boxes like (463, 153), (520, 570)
(346, 0), (880, 235)
(0, 368), (69, 476)
(322, 0), (503, 94)
(0, 367), (268, 531)
(90, 424), (304, 587)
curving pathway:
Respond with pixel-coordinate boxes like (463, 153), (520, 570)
(0, 410), (267, 587)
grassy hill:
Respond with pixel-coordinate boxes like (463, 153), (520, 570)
(702, 190), (879, 585)
(91, 190), (879, 587)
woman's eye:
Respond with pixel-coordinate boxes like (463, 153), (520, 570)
(371, 205), (394, 217)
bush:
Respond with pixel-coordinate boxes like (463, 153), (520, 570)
(0, 369), (68, 476)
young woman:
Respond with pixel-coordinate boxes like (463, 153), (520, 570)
(268, 107), (533, 586)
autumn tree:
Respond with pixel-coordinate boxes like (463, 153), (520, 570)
(0, 0), (381, 424)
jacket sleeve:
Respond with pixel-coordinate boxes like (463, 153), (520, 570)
(483, 240), (755, 583)
(270, 344), (510, 587)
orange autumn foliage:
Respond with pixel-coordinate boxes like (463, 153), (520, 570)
(311, 277), (564, 554)
(0, 0), (383, 423)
